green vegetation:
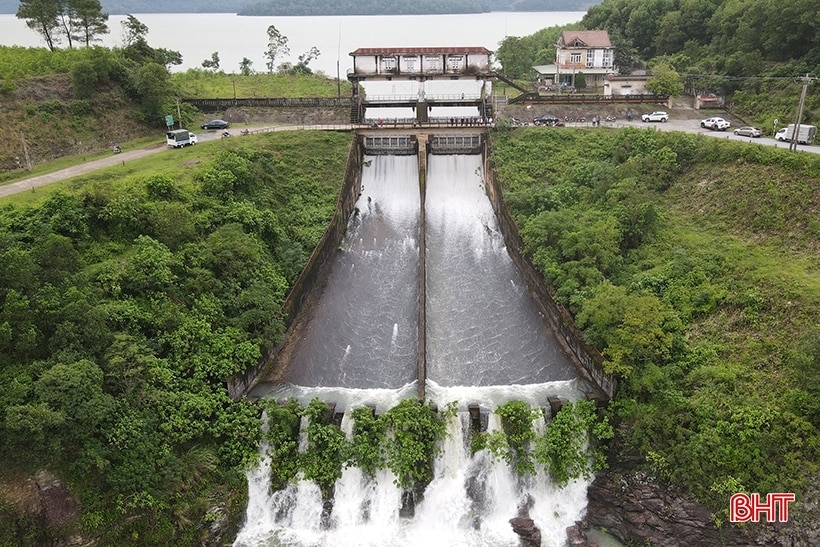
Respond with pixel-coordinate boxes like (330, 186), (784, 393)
(0, 130), (351, 545)
(490, 125), (820, 512)
(477, 400), (612, 486)
(581, 0), (819, 128)
(169, 70), (350, 98)
(255, 398), (455, 495)
(302, 399), (348, 497)
(496, 0), (818, 129)
(380, 399), (454, 489)
(0, 14), (350, 175)
(2, 2), (819, 540)
(482, 400), (540, 476)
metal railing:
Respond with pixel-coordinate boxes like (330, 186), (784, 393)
(363, 94), (482, 103)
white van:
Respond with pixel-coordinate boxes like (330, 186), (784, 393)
(775, 124), (816, 145)
(166, 129), (198, 148)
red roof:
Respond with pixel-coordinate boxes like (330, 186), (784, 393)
(559, 30), (612, 48)
(350, 47), (492, 56)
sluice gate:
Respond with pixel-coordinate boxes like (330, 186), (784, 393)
(428, 134), (482, 154)
(362, 135), (417, 155)
(361, 133), (483, 156)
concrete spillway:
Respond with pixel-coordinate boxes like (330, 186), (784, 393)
(253, 149), (580, 395)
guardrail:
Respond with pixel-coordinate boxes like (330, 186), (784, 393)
(183, 97), (353, 109)
(510, 93), (669, 105)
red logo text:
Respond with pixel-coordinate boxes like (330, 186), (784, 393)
(730, 493), (795, 523)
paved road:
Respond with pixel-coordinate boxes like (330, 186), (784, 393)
(592, 118), (819, 154)
(2, 119), (816, 199)
(0, 124), (357, 199)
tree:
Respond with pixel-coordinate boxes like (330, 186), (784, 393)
(201, 51), (220, 71)
(496, 36), (528, 78)
(68, 0), (109, 47)
(121, 14), (148, 47)
(614, 42), (638, 75)
(264, 24), (290, 73)
(292, 46), (320, 74)
(574, 71), (586, 90)
(645, 62), (684, 96)
(131, 62), (171, 124)
(577, 284), (680, 377)
(16, 0), (62, 51)
(56, 1), (77, 48)
(239, 57), (254, 76)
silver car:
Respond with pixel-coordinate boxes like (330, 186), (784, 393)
(733, 126), (762, 138)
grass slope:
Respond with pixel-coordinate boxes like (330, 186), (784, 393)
(490, 125), (820, 517)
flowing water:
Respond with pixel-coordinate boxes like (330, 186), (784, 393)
(237, 152), (595, 546)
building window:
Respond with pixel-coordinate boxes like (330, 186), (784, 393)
(586, 50), (594, 67)
(448, 55), (463, 70)
(425, 55), (441, 70)
(382, 56), (395, 70)
(570, 52), (582, 64)
(403, 56), (416, 71)
(603, 50), (612, 68)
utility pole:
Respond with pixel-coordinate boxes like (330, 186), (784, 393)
(789, 73), (815, 153)
(176, 98), (182, 130)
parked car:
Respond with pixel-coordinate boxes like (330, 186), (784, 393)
(533, 114), (564, 126)
(641, 111), (669, 122)
(701, 116), (731, 131)
(201, 119), (230, 129)
(733, 126), (762, 138)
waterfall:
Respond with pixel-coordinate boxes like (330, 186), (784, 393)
(235, 152), (598, 546)
(234, 382), (591, 547)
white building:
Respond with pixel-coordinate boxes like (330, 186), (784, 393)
(534, 30), (615, 90)
(348, 47), (492, 78)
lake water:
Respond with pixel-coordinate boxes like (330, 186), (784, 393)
(0, 12), (585, 76)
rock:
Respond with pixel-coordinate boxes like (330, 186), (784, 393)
(566, 523), (588, 545)
(33, 470), (81, 530)
(585, 469), (820, 546)
(509, 516), (542, 547)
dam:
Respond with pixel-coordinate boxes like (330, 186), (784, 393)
(233, 125), (612, 546)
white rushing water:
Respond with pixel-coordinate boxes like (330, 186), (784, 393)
(234, 382), (591, 547)
(235, 152), (593, 546)
(277, 155), (421, 389)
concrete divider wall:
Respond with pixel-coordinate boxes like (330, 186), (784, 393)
(481, 139), (616, 399)
(227, 137), (364, 399)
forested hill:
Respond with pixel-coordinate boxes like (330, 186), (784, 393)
(0, 0), (597, 15)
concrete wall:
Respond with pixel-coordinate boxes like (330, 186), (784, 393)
(227, 137), (363, 399)
(481, 139), (617, 399)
